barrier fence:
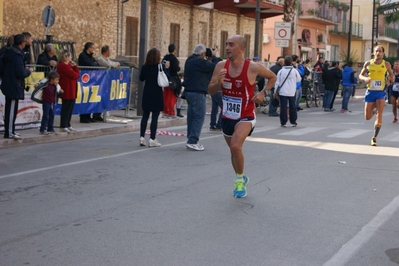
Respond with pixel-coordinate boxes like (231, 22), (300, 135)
(0, 65), (135, 131)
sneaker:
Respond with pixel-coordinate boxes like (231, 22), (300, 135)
(68, 127), (76, 132)
(61, 128), (71, 133)
(177, 113), (184, 118)
(140, 137), (147, 147)
(40, 130), (49, 135)
(371, 138), (377, 146)
(13, 132), (20, 136)
(48, 131), (55, 135)
(209, 126), (221, 131)
(269, 113), (279, 117)
(280, 124), (287, 127)
(393, 118), (398, 123)
(233, 177), (248, 198)
(186, 143), (205, 151)
(9, 134), (22, 140)
(291, 123), (297, 127)
(149, 138), (161, 147)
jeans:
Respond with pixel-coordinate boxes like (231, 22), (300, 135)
(279, 95), (297, 125)
(295, 88), (302, 108)
(268, 88), (278, 115)
(40, 102), (55, 132)
(323, 90), (334, 110)
(342, 86), (353, 110)
(210, 92), (222, 128)
(185, 92), (206, 144)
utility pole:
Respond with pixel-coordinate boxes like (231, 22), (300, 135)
(254, 0), (260, 58)
(347, 0), (353, 62)
(137, 0), (148, 116)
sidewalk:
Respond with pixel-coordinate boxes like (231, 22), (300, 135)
(0, 88), (366, 149)
(0, 109), (186, 149)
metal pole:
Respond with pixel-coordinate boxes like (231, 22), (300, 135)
(347, 0), (353, 62)
(254, 0), (260, 58)
(371, 0), (375, 56)
(137, 0), (148, 116)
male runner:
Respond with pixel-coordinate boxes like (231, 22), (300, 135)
(359, 45), (394, 146)
(208, 35), (276, 198)
(390, 60), (399, 123)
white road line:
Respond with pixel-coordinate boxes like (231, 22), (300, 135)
(327, 129), (370, 138)
(279, 127), (326, 136)
(380, 132), (399, 142)
(323, 195), (399, 266)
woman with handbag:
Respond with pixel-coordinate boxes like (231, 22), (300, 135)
(274, 56), (302, 127)
(139, 48), (170, 147)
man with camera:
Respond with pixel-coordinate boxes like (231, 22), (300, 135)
(183, 44), (218, 151)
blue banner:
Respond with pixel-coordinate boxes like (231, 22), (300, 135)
(55, 68), (131, 114)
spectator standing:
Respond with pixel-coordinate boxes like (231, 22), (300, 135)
(341, 61), (356, 113)
(292, 55), (305, 111)
(329, 61), (341, 110)
(275, 56), (302, 127)
(78, 42), (101, 123)
(183, 44), (218, 151)
(1, 34), (32, 140)
(39, 72), (63, 134)
(391, 60), (399, 123)
(268, 56), (284, 116)
(57, 50), (80, 133)
(37, 43), (58, 76)
(95, 45), (120, 68)
(208, 35), (277, 198)
(313, 57), (324, 72)
(162, 44), (180, 118)
(139, 48), (169, 148)
(322, 61), (341, 112)
(176, 73), (185, 118)
(22, 32), (33, 64)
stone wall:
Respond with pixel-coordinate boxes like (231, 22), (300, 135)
(2, 0), (258, 61)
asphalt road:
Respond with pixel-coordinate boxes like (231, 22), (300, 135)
(1, 100), (399, 266)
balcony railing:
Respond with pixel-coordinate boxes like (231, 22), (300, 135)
(298, 0), (345, 24)
(330, 20), (363, 38)
(378, 27), (399, 39)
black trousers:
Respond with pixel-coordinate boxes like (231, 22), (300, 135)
(60, 99), (75, 128)
(3, 97), (19, 137)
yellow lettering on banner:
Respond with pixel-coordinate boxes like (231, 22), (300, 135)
(90, 85), (102, 102)
(82, 86), (90, 103)
(76, 82), (82, 103)
(119, 82), (127, 99)
(110, 80), (116, 100)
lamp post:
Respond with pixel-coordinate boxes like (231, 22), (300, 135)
(347, 0), (353, 62)
(254, 0), (260, 58)
(137, 0), (148, 116)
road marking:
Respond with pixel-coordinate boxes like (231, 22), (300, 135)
(323, 195), (399, 266)
(380, 132), (399, 142)
(327, 129), (370, 138)
(279, 127), (326, 136)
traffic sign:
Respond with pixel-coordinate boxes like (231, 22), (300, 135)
(275, 40), (289, 47)
(42, 6), (55, 28)
(274, 22), (291, 40)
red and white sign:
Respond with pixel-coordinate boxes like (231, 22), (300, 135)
(274, 22), (291, 40)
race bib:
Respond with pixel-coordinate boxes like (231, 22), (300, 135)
(369, 80), (382, 90)
(393, 82), (399, 92)
(222, 96), (242, 120)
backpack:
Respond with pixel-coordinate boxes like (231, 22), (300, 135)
(30, 78), (49, 104)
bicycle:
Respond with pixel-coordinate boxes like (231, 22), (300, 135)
(305, 81), (322, 108)
(254, 85), (271, 113)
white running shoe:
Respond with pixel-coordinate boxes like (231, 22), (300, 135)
(149, 138), (161, 147)
(61, 128), (71, 133)
(68, 127), (76, 132)
(140, 137), (146, 146)
(186, 143), (205, 151)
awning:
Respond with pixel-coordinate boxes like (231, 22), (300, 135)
(300, 47), (312, 52)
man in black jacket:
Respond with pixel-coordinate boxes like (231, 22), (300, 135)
(78, 42), (101, 123)
(37, 43), (58, 76)
(22, 32), (33, 65)
(322, 61), (341, 112)
(1, 34), (32, 139)
(267, 56), (284, 116)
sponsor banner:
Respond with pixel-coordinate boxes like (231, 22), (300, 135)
(0, 68), (131, 130)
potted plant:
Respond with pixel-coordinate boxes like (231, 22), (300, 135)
(307, 9), (315, 15)
(339, 2), (350, 12)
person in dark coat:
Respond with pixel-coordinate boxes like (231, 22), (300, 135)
(322, 61), (341, 112)
(139, 48), (169, 148)
(22, 32), (32, 64)
(1, 34), (32, 139)
(37, 43), (58, 76)
(162, 44), (181, 118)
(78, 42), (101, 123)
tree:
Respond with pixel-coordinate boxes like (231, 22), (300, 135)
(282, 0), (298, 56)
